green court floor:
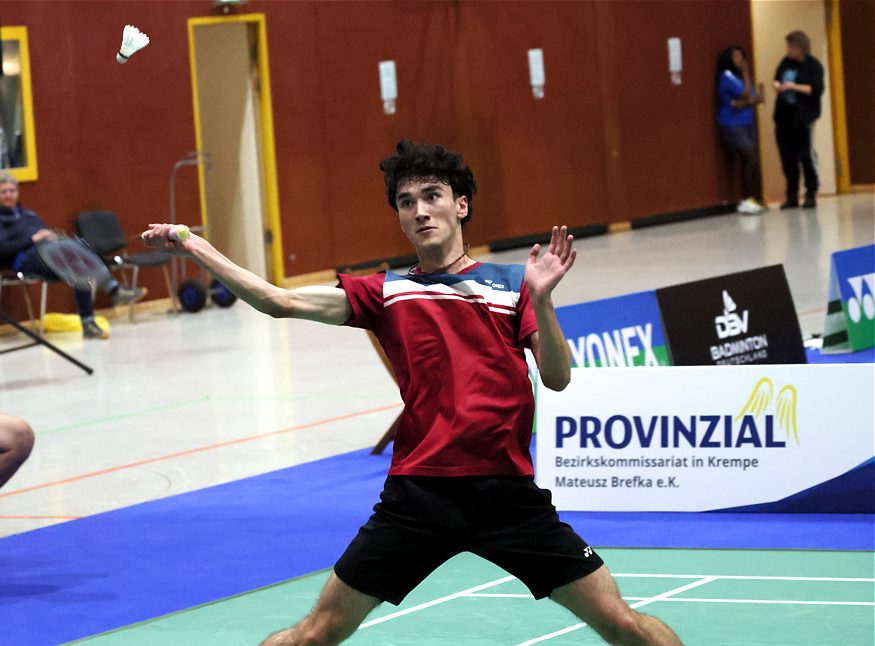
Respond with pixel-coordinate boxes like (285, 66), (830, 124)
(73, 548), (875, 645)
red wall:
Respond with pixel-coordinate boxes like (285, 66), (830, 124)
(840, 0), (874, 185)
(1, 0), (752, 320)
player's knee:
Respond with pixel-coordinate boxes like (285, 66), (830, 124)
(14, 421), (35, 458)
(598, 609), (648, 646)
(2, 418), (34, 458)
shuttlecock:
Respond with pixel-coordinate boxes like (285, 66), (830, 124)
(116, 25), (150, 64)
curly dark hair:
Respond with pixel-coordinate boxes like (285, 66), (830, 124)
(380, 140), (477, 226)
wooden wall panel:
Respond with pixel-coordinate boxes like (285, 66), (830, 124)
(606, 0), (754, 218)
(0, 0), (754, 323)
(455, 1), (610, 238)
(840, 0), (874, 184)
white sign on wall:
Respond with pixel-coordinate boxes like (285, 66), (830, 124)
(536, 365), (874, 511)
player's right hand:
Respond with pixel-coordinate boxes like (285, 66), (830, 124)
(141, 224), (194, 255)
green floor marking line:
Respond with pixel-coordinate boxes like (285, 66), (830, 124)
(39, 393), (399, 437)
(40, 396), (212, 435)
(208, 393), (398, 402)
(73, 549), (875, 646)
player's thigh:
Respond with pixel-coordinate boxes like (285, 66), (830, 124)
(468, 478), (603, 600)
(550, 565), (639, 637)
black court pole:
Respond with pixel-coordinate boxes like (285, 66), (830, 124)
(0, 310), (93, 375)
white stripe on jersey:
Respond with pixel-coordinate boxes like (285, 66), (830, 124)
(382, 276), (519, 313)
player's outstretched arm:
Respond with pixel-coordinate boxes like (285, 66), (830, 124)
(525, 225), (577, 391)
(142, 224), (351, 325)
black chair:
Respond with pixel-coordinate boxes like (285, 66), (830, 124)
(0, 269), (50, 336)
(76, 210), (177, 320)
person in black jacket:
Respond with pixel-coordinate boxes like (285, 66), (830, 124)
(0, 172), (145, 339)
(773, 30), (824, 209)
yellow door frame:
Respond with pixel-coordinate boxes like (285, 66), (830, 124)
(1, 26), (38, 182)
(825, 0), (851, 193)
(187, 13), (285, 284)
(747, 2), (768, 202)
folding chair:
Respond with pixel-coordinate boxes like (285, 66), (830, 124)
(76, 210), (177, 321)
(0, 270), (49, 336)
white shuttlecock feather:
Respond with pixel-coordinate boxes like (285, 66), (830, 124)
(116, 25), (150, 64)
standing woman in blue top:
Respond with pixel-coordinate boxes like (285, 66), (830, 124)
(716, 46), (766, 215)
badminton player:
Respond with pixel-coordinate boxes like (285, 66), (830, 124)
(143, 141), (682, 646)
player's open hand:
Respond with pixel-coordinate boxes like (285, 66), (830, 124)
(141, 223), (195, 256)
(524, 225), (576, 302)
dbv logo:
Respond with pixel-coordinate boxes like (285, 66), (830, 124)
(715, 290), (749, 339)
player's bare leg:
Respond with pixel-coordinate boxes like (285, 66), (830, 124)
(550, 565), (682, 646)
(260, 573), (380, 646)
(0, 414), (34, 489)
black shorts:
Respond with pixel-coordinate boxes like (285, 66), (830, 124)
(334, 476), (604, 605)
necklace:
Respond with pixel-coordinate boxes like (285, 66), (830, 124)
(410, 246), (470, 276)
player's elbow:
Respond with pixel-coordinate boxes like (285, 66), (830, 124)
(542, 372), (571, 392)
(262, 289), (298, 318)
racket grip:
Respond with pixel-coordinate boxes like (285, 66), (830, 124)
(168, 225), (191, 242)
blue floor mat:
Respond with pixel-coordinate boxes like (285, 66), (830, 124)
(2, 444), (872, 645)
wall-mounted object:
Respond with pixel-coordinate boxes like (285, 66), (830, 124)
(378, 60), (397, 115)
(667, 37), (682, 86)
(528, 48), (545, 99)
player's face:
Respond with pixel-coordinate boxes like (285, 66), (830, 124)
(396, 178), (468, 250)
(0, 182), (18, 209)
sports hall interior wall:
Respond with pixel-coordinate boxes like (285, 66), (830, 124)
(1, 0), (752, 321)
(838, 0), (874, 185)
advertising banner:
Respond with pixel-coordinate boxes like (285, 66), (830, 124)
(536, 365), (874, 512)
(822, 244), (875, 353)
(555, 291), (670, 368)
(656, 265), (806, 366)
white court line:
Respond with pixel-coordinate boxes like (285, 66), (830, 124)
(360, 572), (873, 632)
(651, 597), (875, 607)
(612, 573), (875, 582)
(514, 577), (718, 646)
(467, 593), (874, 606)
(359, 575), (515, 629)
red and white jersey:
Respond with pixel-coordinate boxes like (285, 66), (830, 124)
(338, 262), (538, 477)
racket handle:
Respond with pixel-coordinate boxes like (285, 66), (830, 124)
(168, 225), (191, 242)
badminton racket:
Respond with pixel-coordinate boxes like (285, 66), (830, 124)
(35, 233), (113, 291)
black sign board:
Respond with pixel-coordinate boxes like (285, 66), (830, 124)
(656, 265), (806, 366)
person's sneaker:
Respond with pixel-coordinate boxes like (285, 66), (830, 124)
(780, 199), (799, 210)
(802, 194), (817, 209)
(737, 198), (767, 215)
(82, 320), (109, 340)
(112, 285), (147, 306)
